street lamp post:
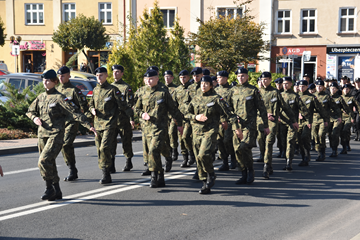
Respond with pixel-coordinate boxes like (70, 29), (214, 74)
(9, 36), (22, 73)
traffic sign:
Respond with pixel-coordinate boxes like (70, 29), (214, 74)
(12, 45), (20, 56)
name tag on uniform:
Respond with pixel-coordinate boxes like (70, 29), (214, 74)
(270, 97), (277, 103)
(336, 100), (340, 104)
(289, 100), (295, 104)
(305, 99), (311, 104)
(67, 96), (73, 100)
(246, 96), (253, 100)
(322, 99), (328, 103)
(49, 103), (56, 108)
(348, 100), (352, 104)
(104, 97), (112, 102)
(157, 99), (164, 104)
(207, 102), (215, 107)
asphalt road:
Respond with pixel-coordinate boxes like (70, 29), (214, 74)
(1, 138), (360, 240)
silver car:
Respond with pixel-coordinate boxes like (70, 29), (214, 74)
(0, 74), (42, 93)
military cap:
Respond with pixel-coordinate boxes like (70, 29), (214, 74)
(282, 76), (293, 82)
(235, 67), (248, 74)
(308, 83), (315, 90)
(179, 70), (189, 76)
(147, 66), (159, 72)
(217, 70), (229, 77)
(324, 78), (332, 82)
(57, 66), (70, 75)
(202, 69), (210, 75)
(294, 81), (299, 86)
(315, 80), (324, 86)
(330, 82), (339, 87)
(274, 78), (283, 84)
(145, 70), (158, 77)
(256, 77), (261, 82)
(303, 73), (309, 78)
(341, 75), (348, 80)
(316, 76), (322, 81)
(355, 78), (360, 82)
(298, 80), (308, 86)
(343, 83), (352, 88)
(201, 75), (212, 83)
(41, 69), (57, 79)
(260, 72), (272, 79)
(231, 81), (237, 86)
(191, 67), (203, 75)
(163, 70), (173, 76)
(211, 76), (217, 81)
(95, 67), (107, 74)
(112, 65), (124, 71)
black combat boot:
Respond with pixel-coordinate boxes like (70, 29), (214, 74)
(346, 141), (351, 151)
(172, 148), (179, 161)
(99, 168), (112, 184)
(235, 168), (247, 185)
(206, 172), (216, 189)
(256, 153), (264, 162)
(283, 159), (292, 171)
(247, 167), (255, 184)
(189, 151), (196, 165)
(199, 180), (210, 194)
(294, 144), (299, 155)
(122, 158), (133, 171)
(268, 165), (274, 175)
(180, 153), (190, 168)
(262, 164), (269, 179)
(316, 148), (325, 161)
(218, 157), (229, 171)
(304, 149), (311, 162)
(229, 154), (237, 169)
(165, 157), (173, 172)
(109, 158), (116, 173)
(276, 149), (283, 158)
(157, 171), (165, 187)
(310, 140), (315, 151)
(340, 145), (347, 154)
(281, 151), (286, 158)
(41, 180), (56, 201)
(355, 131), (359, 141)
(329, 147), (338, 157)
(192, 168), (199, 180)
(50, 182), (63, 201)
(64, 164), (78, 181)
(315, 150), (321, 161)
(149, 171), (158, 188)
(298, 149), (310, 166)
(141, 166), (151, 176)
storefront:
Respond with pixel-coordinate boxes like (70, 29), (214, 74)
(271, 46), (327, 83)
(326, 45), (360, 81)
(19, 41), (46, 73)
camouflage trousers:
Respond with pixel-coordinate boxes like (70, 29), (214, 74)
(257, 129), (266, 157)
(60, 122), (79, 166)
(340, 117), (352, 145)
(38, 132), (64, 183)
(312, 119), (328, 151)
(169, 119), (179, 149)
(298, 122), (311, 152)
(328, 119), (341, 149)
(264, 121), (278, 166)
(180, 121), (193, 155)
(285, 125), (297, 160)
(111, 120), (134, 162)
(95, 129), (117, 170)
(193, 131), (217, 181)
(277, 122), (287, 150)
(233, 125), (256, 171)
(143, 129), (167, 173)
(217, 124), (235, 160)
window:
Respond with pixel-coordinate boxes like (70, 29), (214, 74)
(25, 4), (44, 25)
(339, 7), (356, 32)
(217, 7), (243, 19)
(9, 79), (25, 90)
(99, 3), (112, 24)
(276, 10), (291, 34)
(161, 9), (175, 28)
(301, 9), (316, 33)
(63, 3), (76, 22)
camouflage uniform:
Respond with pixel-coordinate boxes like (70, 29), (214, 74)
(111, 78), (135, 172)
(166, 82), (179, 160)
(227, 81), (268, 184)
(26, 88), (92, 184)
(56, 81), (91, 180)
(259, 85), (296, 178)
(276, 88), (287, 158)
(340, 93), (359, 153)
(256, 113), (266, 162)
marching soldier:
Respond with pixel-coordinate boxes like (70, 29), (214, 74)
(111, 65), (135, 172)
(353, 78), (360, 141)
(274, 77), (287, 158)
(256, 78), (266, 163)
(56, 66), (92, 181)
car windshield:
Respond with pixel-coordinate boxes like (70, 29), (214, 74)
(89, 81), (97, 88)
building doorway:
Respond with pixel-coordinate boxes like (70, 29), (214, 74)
(22, 51), (46, 73)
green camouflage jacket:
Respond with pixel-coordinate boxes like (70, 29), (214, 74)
(298, 89), (329, 124)
(172, 81), (192, 116)
(112, 78), (135, 124)
(341, 93), (360, 120)
(313, 91), (341, 121)
(280, 89), (309, 125)
(330, 92), (352, 120)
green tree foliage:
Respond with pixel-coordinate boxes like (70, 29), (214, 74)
(189, 1), (268, 73)
(52, 14), (110, 73)
(228, 72), (285, 88)
(0, 17), (6, 47)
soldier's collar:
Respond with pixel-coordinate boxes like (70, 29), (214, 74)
(99, 81), (109, 88)
(46, 87), (56, 94)
(62, 81), (72, 87)
(114, 78), (124, 84)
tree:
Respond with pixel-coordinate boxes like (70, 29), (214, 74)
(0, 17), (6, 47)
(52, 14), (110, 73)
(189, 1), (269, 73)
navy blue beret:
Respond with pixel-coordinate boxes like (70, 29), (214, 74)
(315, 80), (324, 86)
(163, 70), (173, 76)
(330, 82), (338, 87)
(191, 67), (203, 75)
(112, 65), (124, 71)
(57, 66), (70, 75)
(145, 70), (158, 77)
(179, 70), (189, 76)
(308, 83), (315, 89)
(95, 67), (107, 74)
(147, 66), (159, 72)
(217, 71), (229, 77)
(299, 80), (309, 86)
(41, 69), (57, 79)
(274, 78), (283, 84)
(235, 68), (248, 75)
(282, 76), (293, 82)
(202, 69), (210, 75)
(201, 75), (212, 83)
(260, 72), (272, 78)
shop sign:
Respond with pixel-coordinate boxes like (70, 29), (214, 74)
(282, 47), (305, 56)
(327, 46), (360, 54)
(338, 56), (355, 81)
(20, 41), (45, 50)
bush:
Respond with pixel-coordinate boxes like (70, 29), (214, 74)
(0, 128), (37, 140)
(228, 72), (285, 88)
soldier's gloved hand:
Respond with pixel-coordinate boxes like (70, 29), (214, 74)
(177, 126), (184, 136)
(221, 121), (228, 130)
(267, 113), (275, 121)
(130, 121), (135, 129)
(89, 127), (97, 137)
(337, 118), (342, 123)
(292, 122), (299, 131)
(91, 108), (96, 116)
(235, 128), (243, 140)
(195, 114), (207, 122)
(33, 117), (42, 126)
(142, 112), (150, 120)
(264, 128), (270, 135)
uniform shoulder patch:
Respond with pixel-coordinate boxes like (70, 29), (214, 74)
(64, 97), (69, 101)
(220, 97), (224, 101)
(116, 91), (121, 95)
(78, 91), (82, 95)
(128, 89), (132, 92)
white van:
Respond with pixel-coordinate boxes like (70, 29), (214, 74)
(0, 63), (8, 71)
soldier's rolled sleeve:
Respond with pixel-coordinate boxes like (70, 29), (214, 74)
(26, 98), (39, 121)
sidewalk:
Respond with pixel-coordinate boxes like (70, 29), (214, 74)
(0, 130), (143, 156)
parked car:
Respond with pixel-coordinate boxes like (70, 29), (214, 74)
(0, 70), (11, 75)
(0, 74), (42, 93)
(70, 71), (97, 81)
(0, 91), (9, 105)
(69, 78), (97, 97)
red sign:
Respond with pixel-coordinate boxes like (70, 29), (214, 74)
(283, 47), (305, 55)
(20, 41), (45, 50)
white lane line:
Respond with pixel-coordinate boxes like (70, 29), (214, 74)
(115, 151), (143, 157)
(4, 165), (61, 175)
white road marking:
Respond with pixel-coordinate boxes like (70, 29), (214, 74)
(4, 165), (61, 175)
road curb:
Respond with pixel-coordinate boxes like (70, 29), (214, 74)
(0, 135), (143, 156)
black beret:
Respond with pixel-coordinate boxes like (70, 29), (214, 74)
(308, 83), (315, 90)
(235, 67), (248, 74)
(147, 66), (159, 72)
(145, 70), (158, 77)
(274, 78), (283, 84)
(324, 78), (332, 82)
(191, 67), (203, 75)
(211, 76), (217, 81)
(294, 81), (299, 86)
(298, 80), (308, 86)
(112, 65), (124, 71)
(316, 76), (322, 81)
(231, 81), (237, 86)
(315, 80), (324, 86)
(260, 72), (272, 78)
(217, 71), (229, 77)
(355, 78), (360, 82)
(303, 73), (309, 78)
(57, 66), (70, 75)
(330, 82), (338, 87)
(282, 76), (293, 82)
(179, 70), (189, 76)
(343, 83), (352, 88)
(95, 67), (107, 74)
(163, 70), (173, 76)
(256, 77), (261, 82)
(41, 69), (57, 79)
(202, 69), (210, 75)
(341, 75), (348, 80)
(201, 75), (212, 83)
